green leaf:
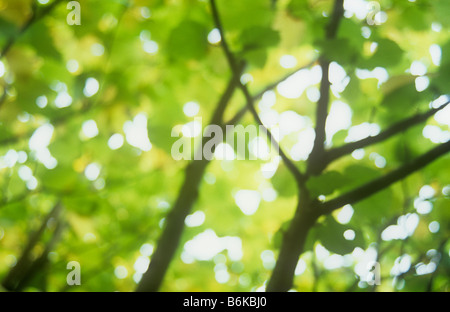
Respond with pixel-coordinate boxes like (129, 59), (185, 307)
(430, 40), (450, 94)
(381, 75), (416, 96)
(21, 20), (61, 61)
(342, 74), (380, 119)
(41, 166), (79, 192)
(238, 26), (279, 68)
(399, 5), (430, 31)
(360, 39), (403, 69)
(308, 162), (395, 226)
(220, 0), (274, 31)
(340, 164), (380, 193)
(242, 49), (268, 68)
(286, 0), (309, 20)
(316, 38), (358, 65)
(439, 41), (450, 66)
(271, 166), (297, 197)
(317, 216), (365, 255)
(273, 220), (291, 249)
(432, 65), (450, 94)
(239, 26), (280, 51)
(353, 188), (395, 224)
(0, 16), (18, 40)
(432, 0), (450, 27)
(167, 20), (208, 60)
(380, 83), (422, 120)
(306, 171), (348, 197)
(336, 18), (365, 52)
(331, 129), (348, 148)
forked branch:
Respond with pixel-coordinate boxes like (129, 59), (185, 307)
(0, 0), (64, 58)
(136, 72), (241, 292)
(307, 0), (344, 175)
(321, 100), (450, 171)
(209, 0), (306, 185)
(320, 140), (450, 215)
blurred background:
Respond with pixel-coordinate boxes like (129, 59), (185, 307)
(0, 0), (449, 291)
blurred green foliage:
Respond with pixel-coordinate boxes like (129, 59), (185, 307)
(0, 0), (448, 292)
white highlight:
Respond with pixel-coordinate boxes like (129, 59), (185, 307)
(55, 91), (72, 108)
(182, 120), (202, 138)
(114, 266), (128, 279)
(214, 143), (236, 161)
(415, 76), (429, 92)
(66, 59), (79, 73)
(207, 28), (221, 44)
(344, 0), (370, 20)
(83, 78), (100, 97)
(140, 243), (154, 257)
(337, 204), (354, 224)
(28, 123), (54, 151)
(422, 125), (450, 144)
(429, 44), (441, 66)
(290, 128), (315, 161)
(381, 213), (419, 241)
(29, 123), (57, 169)
(123, 113), (152, 152)
(81, 120), (99, 139)
(346, 122), (380, 143)
(84, 162), (101, 181)
(410, 61), (427, 76)
(36, 95), (48, 108)
(183, 101), (200, 117)
(91, 43), (105, 56)
(108, 133), (124, 150)
(277, 65), (322, 99)
(182, 229), (243, 263)
(355, 67), (389, 87)
(329, 62), (350, 95)
(234, 190), (261, 216)
(185, 211), (206, 227)
(279, 55), (298, 69)
(325, 100), (353, 144)
(134, 256), (150, 274)
(0, 60), (5, 78)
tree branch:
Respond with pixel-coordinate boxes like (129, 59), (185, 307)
(320, 140), (450, 215)
(15, 218), (66, 291)
(224, 60), (317, 125)
(0, 0), (64, 59)
(209, 0), (239, 72)
(324, 0), (344, 39)
(307, 0), (344, 176)
(136, 73), (240, 292)
(321, 100), (450, 170)
(0, 2), (129, 142)
(266, 0), (344, 292)
(210, 0), (306, 185)
(308, 57), (331, 174)
(138, 3), (315, 291)
(254, 60), (318, 100)
(0, 1), (65, 112)
(2, 202), (62, 291)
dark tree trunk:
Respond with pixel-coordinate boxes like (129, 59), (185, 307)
(136, 159), (210, 292)
(266, 197), (319, 292)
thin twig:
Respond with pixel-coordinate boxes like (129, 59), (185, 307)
(136, 72), (241, 292)
(0, 1), (130, 145)
(307, 0), (344, 176)
(320, 140), (450, 214)
(0, 0), (64, 59)
(2, 202), (63, 290)
(223, 60), (317, 125)
(209, 0), (306, 185)
(321, 100), (450, 171)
